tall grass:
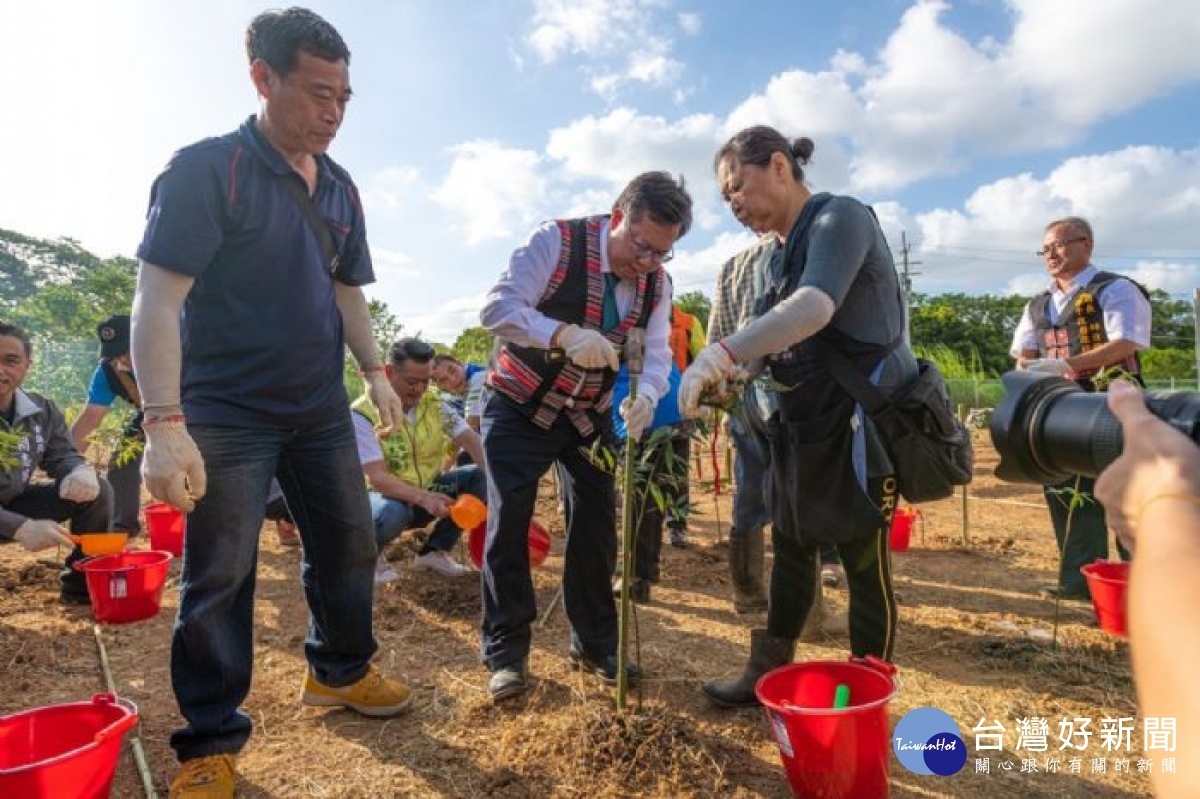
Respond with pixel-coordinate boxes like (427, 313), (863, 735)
(913, 344), (1002, 410)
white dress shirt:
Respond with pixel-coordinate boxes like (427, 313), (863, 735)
(1010, 265), (1153, 357)
(480, 219), (672, 405)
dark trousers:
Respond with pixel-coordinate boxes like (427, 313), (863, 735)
(106, 447), (143, 536)
(728, 396), (839, 565)
(768, 519), (896, 660)
(480, 395), (617, 670)
(662, 425), (692, 531)
(1044, 475), (1129, 596)
(6, 479), (114, 595)
(626, 431), (679, 583)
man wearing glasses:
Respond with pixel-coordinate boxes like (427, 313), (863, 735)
(478, 171), (692, 701)
(1010, 216), (1152, 600)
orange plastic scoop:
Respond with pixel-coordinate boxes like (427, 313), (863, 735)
(448, 495), (487, 530)
(69, 532), (130, 556)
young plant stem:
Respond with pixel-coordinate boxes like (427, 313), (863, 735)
(616, 375), (640, 710)
(1051, 475), (1085, 649)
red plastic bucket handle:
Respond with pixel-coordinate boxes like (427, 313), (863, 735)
(93, 712), (139, 743)
(852, 655), (898, 679)
(89, 694), (139, 743)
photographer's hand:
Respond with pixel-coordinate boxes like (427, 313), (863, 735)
(1095, 383), (1200, 799)
(1094, 381), (1200, 550)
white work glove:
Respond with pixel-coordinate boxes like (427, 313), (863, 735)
(1022, 358), (1071, 377)
(59, 465), (100, 503)
(13, 519), (75, 551)
(557, 324), (619, 371)
(679, 343), (735, 418)
(142, 418), (207, 512)
(619, 395), (655, 441)
(365, 371), (405, 437)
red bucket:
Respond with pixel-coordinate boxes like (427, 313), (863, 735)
(75, 551), (173, 624)
(0, 693), (138, 799)
(1080, 561), (1129, 637)
(468, 520), (551, 570)
(144, 502), (185, 558)
(889, 507), (920, 552)
(756, 657), (898, 799)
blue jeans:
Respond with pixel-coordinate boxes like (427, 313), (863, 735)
(729, 400), (772, 537)
(370, 465), (486, 553)
(169, 415), (377, 762)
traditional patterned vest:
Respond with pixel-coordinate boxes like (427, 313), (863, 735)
(351, 391), (447, 489)
(487, 216), (662, 437)
(1029, 271), (1145, 388)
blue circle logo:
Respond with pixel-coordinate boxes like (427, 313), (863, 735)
(893, 707), (967, 776)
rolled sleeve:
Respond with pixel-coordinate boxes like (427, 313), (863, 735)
(480, 222), (564, 348)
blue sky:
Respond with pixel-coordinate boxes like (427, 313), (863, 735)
(3, 0), (1198, 344)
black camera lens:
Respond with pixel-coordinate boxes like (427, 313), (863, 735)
(990, 370), (1200, 484)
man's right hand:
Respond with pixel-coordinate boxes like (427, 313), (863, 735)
(418, 491), (452, 518)
(556, 324), (619, 371)
(142, 418), (207, 512)
(14, 519), (75, 551)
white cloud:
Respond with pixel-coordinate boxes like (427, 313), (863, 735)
(393, 293), (491, 345)
(547, 108), (721, 183)
(1124, 262), (1200, 296)
(359, 166), (423, 213)
(370, 246), (422, 279)
(911, 146), (1200, 295)
(666, 230), (760, 299)
(431, 141), (548, 245)
(714, 0), (1200, 193)
(524, 0), (692, 97)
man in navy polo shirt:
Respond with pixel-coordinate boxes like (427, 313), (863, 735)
(130, 9), (410, 798)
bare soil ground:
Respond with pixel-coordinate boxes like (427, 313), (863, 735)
(1, 434), (1152, 798)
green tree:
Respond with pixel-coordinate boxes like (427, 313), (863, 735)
(674, 290), (711, 330)
(368, 298), (405, 355)
(1148, 290), (1195, 352)
(451, 326), (495, 365)
(1141, 348), (1197, 381)
(908, 293), (1028, 376)
(10, 257), (137, 341)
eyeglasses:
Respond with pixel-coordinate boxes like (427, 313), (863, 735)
(1036, 237), (1088, 258)
(630, 236), (674, 264)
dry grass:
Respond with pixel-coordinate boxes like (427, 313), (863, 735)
(0, 438), (1152, 798)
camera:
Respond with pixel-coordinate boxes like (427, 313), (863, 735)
(990, 370), (1200, 484)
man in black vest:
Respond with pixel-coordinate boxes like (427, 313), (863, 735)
(1011, 216), (1152, 599)
(479, 171), (692, 702)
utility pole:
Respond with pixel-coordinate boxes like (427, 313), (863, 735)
(899, 231), (921, 343)
(1193, 288), (1199, 385)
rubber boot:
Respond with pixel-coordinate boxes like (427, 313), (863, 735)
(730, 526), (768, 613)
(702, 628), (796, 708)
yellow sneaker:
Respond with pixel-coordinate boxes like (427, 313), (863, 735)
(300, 664), (413, 717)
(169, 754), (236, 799)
